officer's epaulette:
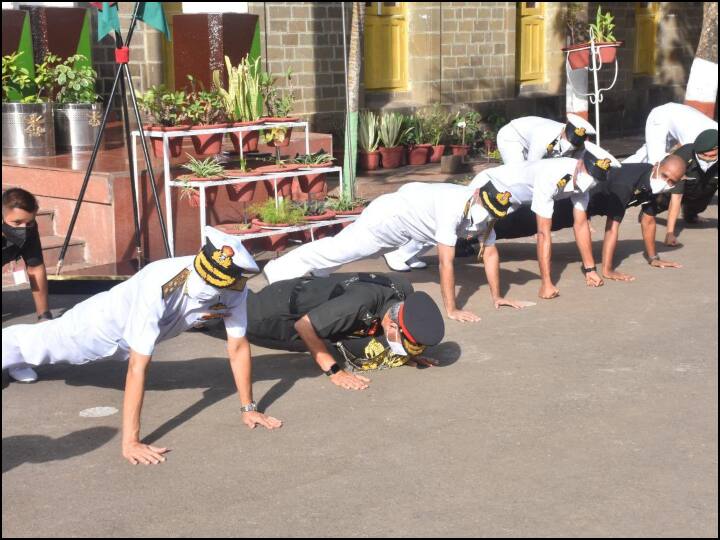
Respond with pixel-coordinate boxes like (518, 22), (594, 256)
(162, 268), (191, 299)
(556, 173), (572, 189)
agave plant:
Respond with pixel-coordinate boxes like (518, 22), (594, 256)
(291, 150), (334, 165)
(378, 112), (410, 149)
(181, 154), (226, 179)
(212, 54), (263, 122)
(359, 110), (379, 152)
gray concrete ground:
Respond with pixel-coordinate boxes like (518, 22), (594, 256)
(2, 200), (717, 537)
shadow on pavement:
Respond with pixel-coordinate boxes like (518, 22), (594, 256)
(2, 426), (118, 474)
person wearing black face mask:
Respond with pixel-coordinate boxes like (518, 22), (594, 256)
(2, 187), (52, 383)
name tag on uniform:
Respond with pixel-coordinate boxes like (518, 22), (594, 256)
(13, 269), (28, 285)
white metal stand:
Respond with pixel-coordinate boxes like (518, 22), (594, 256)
(564, 28), (619, 146)
(130, 121), (346, 256)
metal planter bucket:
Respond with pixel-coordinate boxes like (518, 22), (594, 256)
(54, 102), (104, 152)
(1, 102), (56, 158)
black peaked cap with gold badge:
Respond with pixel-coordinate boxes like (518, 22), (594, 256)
(193, 226), (259, 291)
(478, 182), (513, 219)
(581, 141), (621, 183)
(397, 291), (445, 354)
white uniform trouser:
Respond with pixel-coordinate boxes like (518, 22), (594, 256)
(644, 107), (674, 164)
(2, 302), (129, 372)
(263, 198), (417, 284)
(623, 143), (649, 164)
(496, 124), (527, 164)
(385, 240), (433, 264)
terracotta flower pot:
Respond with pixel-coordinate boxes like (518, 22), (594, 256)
(190, 123), (227, 155)
(149, 125), (190, 158)
(223, 170), (258, 202)
(596, 41), (622, 64)
(263, 177), (294, 198)
(229, 120), (262, 153)
(263, 117), (299, 148)
(302, 210), (338, 241)
(215, 222), (262, 236)
(563, 41), (622, 69)
(181, 185), (218, 208)
(183, 189), (200, 208)
(483, 139), (497, 153)
(298, 163), (333, 195)
(302, 210), (337, 223)
(251, 217), (292, 251)
(407, 144), (431, 166)
(379, 146), (404, 169)
(430, 144), (446, 163)
(450, 144), (470, 157)
(359, 150), (381, 170)
(336, 206), (366, 229)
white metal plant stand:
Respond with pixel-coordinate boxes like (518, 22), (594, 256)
(564, 28), (619, 146)
(130, 121), (348, 256)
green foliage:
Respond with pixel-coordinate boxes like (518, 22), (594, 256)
(418, 103), (451, 146)
(213, 54), (263, 122)
(358, 110), (379, 152)
(451, 110), (482, 145)
(291, 149), (334, 165)
(296, 199), (329, 216)
(590, 6), (616, 43)
(2, 51), (33, 102)
(137, 85), (188, 126)
(181, 154), (226, 178)
(52, 54), (99, 104)
(260, 68), (295, 118)
(401, 114), (421, 145)
(378, 111), (411, 148)
(185, 75), (227, 125)
(480, 112), (506, 143)
(325, 194), (367, 212)
(251, 197), (306, 225)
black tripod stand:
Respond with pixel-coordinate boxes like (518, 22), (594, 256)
(55, 2), (171, 275)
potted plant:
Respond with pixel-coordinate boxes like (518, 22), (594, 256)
(224, 157), (259, 202)
(177, 153), (226, 183)
(216, 221), (262, 236)
(378, 111), (410, 169)
(292, 150), (335, 196)
(419, 103), (449, 163)
(250, 197), (306, 251)
(326, 194), (367, 230)
(185, 75), (228, 156)
(256, 157), (302, 199)
(260, 68), (297, 148)
(563, 6), (622, 69)
(214, 55), (264, 154)
(50, 53), (103, 154)
(450, 110), (482, 157)
(480, 112), (505, 156)
(2, 51), (57, 158)
(358, 110), (380, 170)
(137, 85), (189, 158)
(297, 199), (337, 241)
(406, 114), (432, 166)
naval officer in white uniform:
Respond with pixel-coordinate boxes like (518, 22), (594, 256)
(2, 226), (282, 465)
(496, 113), (596, 164)
(624, 102), (718, 164)
(263, 182), (529, 323)
(470, 142), (621, 299)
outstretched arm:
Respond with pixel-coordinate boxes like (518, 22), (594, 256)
(483, 244), (527, 309)
(640, 212), (682, 268)
(572, 208), (604, 287)
(536, 215), (559, 299)
(438, 243), (481, 322)
(665, 193), (683, 246)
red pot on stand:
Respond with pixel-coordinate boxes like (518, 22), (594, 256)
(190, 123), (227, 156)
(149, 125), (190, 158)
(229, 120), (262, 153)
(264, 117), (299, 148)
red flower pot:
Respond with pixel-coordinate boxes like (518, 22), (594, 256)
(596, 41), (622, 64)
(563, 41), (622, 70)
(359, 150), (381, 170)
(184, 189), (200, 208)
(430, 144), (446, 163)
(229, 120), (262, 153)
(407, 144), (431, 166)
(251, 218), (292, 251)
(379, 146), (404, 169)
(336, 206), (365, 229)
(302, 210), (338, 241)
(263, 117), (299, 148)
(149, 125), (190, 158)
(263, 177), (294, 198)
(190, 123), (227, 155)
(223, 170), (259, 202)
(450, 144), (470, 157)
(297, 163), (333, 195)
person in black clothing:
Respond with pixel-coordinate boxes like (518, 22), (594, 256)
(2, 187), (52, 382)
(246, 273), (445, 391)
(644, 129), (718, 247)
(484, 154), (687, 279)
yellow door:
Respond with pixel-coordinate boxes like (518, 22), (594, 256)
(634, 2), (660, 75)
(517, 2), (545, 84)
(162, 2), (183, 89)
(364, 2), (408, 91)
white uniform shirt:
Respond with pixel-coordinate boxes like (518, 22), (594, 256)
(646, 103), (719, 163)
(63, 256), (248, 359)
(361, 182), (497, 247)
(470, 158), (589, 219)
(504, 116), (567, 161)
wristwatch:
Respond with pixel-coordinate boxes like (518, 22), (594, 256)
(580, 265), (597, 275)
(240, 401), (257, 413)
(324, 363), (341, 377)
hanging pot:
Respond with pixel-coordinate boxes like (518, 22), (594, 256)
(54, 102), (103, 153)
(2, 102), (56, 158)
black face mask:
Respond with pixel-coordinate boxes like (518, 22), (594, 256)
(2, 221), (35, 248)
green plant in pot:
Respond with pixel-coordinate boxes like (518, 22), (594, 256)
(137, 84), (189, 158)
(378, 111), (411, 169)
(450, 110), (482, 157)
(326, 194), (367, 215)
(2, 51), (59, 158)
(260, 68), (297, 148)
(178, 154), (225, 208)
(52, 54), (103, 153)
(563, 5), (621, 69)
(405, 113), (431, 166)
(251, 197), (306, 227)
(419, 103), (450, 163)
(224, 157), (259, 204)
(185, 75), (228, 156)
(213, 54), (263, 153)
(358, 110), (380, 170)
